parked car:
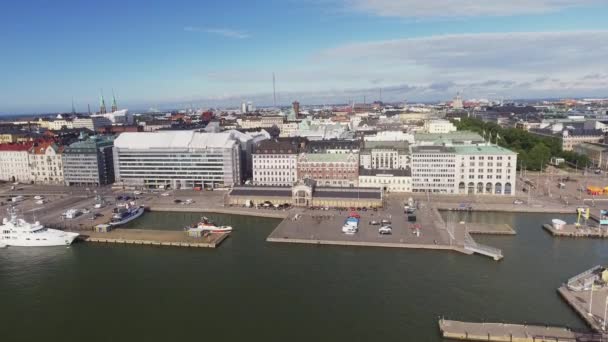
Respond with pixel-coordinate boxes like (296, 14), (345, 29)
(379, 226), (392, 235)
(161, 192), (171, 197)
(513, 199), (524, 205)
(173, 199), (182, 204)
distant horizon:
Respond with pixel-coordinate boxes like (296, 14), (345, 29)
(1, 96), (606, 118)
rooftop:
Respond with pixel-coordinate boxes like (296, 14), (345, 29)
(414, 131), (484, 143)
(300, 152), (356, 163)
(114, 131), (239, 150)
(453, 145), (517, 155)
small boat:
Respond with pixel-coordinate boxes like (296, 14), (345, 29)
(186, 217), (233, 233)
(110, 203), (145, 226)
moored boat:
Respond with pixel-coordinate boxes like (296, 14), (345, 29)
(109, 203), (145, 227)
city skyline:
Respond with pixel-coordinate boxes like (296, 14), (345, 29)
(1, 0), (607, 114)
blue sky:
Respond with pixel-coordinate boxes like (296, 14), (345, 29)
(1, 0), (607, 113)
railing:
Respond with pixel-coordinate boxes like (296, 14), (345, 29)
(464, 231), (503, 259)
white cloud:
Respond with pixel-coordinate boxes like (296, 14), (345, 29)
(184, 26), (250, 39)
(344, 0), (602, 18)
(316, 30), (608, 83)
(192, 30), (608, 104)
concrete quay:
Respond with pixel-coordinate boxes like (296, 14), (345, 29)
(543, 224), (608, 238)
(558, 286), (608, 333)
(75, 229), (229, 248)
(438, 319), (604, 342)
(265, 196), (506, 259)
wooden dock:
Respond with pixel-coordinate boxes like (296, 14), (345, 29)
(74, 229), (230, 248)
(438, 319), (605, 342)
(543, 224), (608, 238)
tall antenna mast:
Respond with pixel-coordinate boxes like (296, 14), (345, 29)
(272, 72), (277, 108)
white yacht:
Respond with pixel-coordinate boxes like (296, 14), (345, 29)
(1, 208), (79, 247)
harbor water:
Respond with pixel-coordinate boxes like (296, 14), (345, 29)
(2, 211), (608, 341)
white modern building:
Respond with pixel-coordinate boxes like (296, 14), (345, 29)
(113, 131), (242, 189)
(423, 119), (457, 134)
(411, 144), (517, 195)
(252, 139), (301, 186)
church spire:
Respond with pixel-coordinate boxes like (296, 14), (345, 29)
(111, 89), (118, 112)
(99, 89), (107, 114)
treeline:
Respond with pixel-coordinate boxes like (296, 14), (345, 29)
(453, 117), (590, 171)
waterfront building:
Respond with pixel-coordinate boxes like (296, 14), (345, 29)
(228, 183), (383, 208)
(358, 168), (411, 192)
(0, 142), (34, 183)
(359, 141), (409, 170)
(28, 141), (64, 184)
(297, 152), (359, 187)
(113, 131), (242, 189)
(410, 144), (517, 195)
(252, 138), (302, 186)
(62, 136), (115, 186)
(423, 119), (457, 134)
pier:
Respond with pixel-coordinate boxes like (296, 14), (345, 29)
(542, 224), (608, 238)
(266, 200), (505, 260)
(438, 319), (605, 342)
(74, 229), (230, 248)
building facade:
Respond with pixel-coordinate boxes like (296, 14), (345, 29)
(0, 143), (33, 183)
(574, 143), (608, 170)
(297, 152), (359, 187)
(410, 145), (517, 195)
(113, 131), (242, 189)
(29, 142), (64, 184)
(252, 139), (301, 186)
(423, 119), (457, 134)
(359, 141), (409, 170)
(63, 137), (115, 186)
(358, 168), (411, 192)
